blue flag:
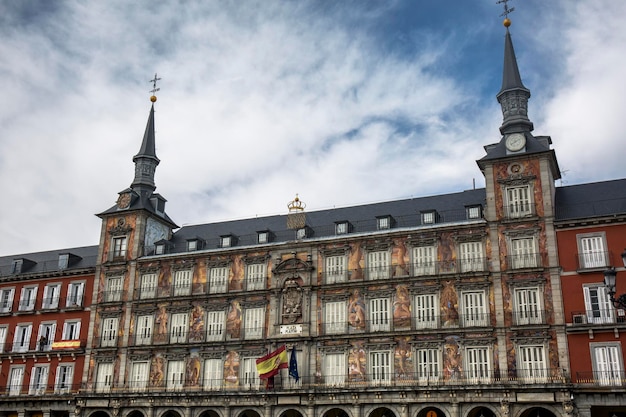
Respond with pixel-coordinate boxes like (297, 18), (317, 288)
(289, 345), (299, 382)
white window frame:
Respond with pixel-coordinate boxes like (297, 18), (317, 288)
(139, 273), (157, 299)
(324, 353), (345, 387)
(136, 314), (154, 345)
(13, 323), (32, 352)
(414, 293), (438, 329)
(461, 290), (488, 327)
(206, 310), (225, 341)
(422, 211), (436, 224)
(55, 363), (74, 393)
(325, 301), (346, 335)
(129, 361), (149, 391)
(241, 357), (259, 390)
(19, 285), (38, 311)
(369, 298), (391, 332)
(0, 325), (8, 353)
(66, 282), (85, 307)
(257, 231), (269, 244)
(42, 283), (61, 309)
(368, 250), (390, 280)
(510, 237), (538, 269)
(467, 206), (481, 219)
(187, 240), (198, 251)
(112, 236), (127, 258)
(209, 267), (228, 294)
(465, 346), (491, 383)
(101, 317), (119, 347)
(413, 246), (436, 276)
(37, 322), (56, 352)
(173, 270), (192, 296)
(29, 364), (49, 395)
(62, 320), (81, 341)
(105, 277), (123, 302)
(58, 254), (70, 270)
(167, 360), (185, 390)
(578, 233), (609, 269)
(592, 343), (624, 386)
(326, 255), (347, 284)
(369, 350), (391, 385)
(246, 263), (266, 291)
(0, 287), (15, 313)
(335, 222), (348, 235)
(459, 241), (485, 272)
(95, 362), (113, 393)
(518, 344), (547, 383)
(584, 284), (615, 324)
(506, 185), (532, 218)
(514, 287), (543, 325)
(204, 358), (223, 390)
(8, 366), (25, 396)
(244, 307), (264, 340)
(221, 236), (232, 248)
(377, 216), (391, 230)
(416, 348), (441, 382)
(170, 312), (188, 344)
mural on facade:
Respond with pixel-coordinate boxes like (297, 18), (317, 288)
(443, 335), (461, 380)
(439, 232), (456, 273)
(186, 351), (201, 387)
(348, 288), (366, 330)
(348, 242), (364, 280)
(154, 304), (169, 343)
(348, 341), (366, 382)
(229, 255), (244, 291)
(392, 238), (410, 276)
(393, 284), (412, 328)
(189, 303), (205, 342)
(226, 299), (242, 338)
(441, 281), (459, 327)
(157, 262), (171, 298)
(224, 350), (240, 387)
(394, 336), (413, 380)
(150, 353), (165, 387)
(192, 260), (205, 294)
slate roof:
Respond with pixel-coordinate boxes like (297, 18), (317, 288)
(555, 178), (626, 222)
(0, 245), (98, 278)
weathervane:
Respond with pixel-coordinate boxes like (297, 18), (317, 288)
(497, 0), (514, 26)
(149, 73), (161, 102)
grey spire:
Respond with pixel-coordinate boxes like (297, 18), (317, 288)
(496, 27), (534, 135)
(131, 104), (160, 195)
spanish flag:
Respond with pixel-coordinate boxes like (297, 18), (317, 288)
(256, 345), (288, 379)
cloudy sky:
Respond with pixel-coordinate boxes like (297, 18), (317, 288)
(0, 1), (624, 255)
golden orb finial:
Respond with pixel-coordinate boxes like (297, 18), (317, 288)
(150, 95), (157, 103)
(503, 18), (511, 27)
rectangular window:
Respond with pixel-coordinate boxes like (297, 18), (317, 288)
(246, 263), (266, 291)
(13, 324), (32, 352)
(67, 282), (85, 307)
(510, 237), (537, 269)
(467, 206), (481, 219)
(11, 259), (23, 274)
(422, 211), (436, 224)
(19, 286), (37, 311)
(170, 312), (188, 344)
(95, 362), (113, 393)
(579, 235), (608, 269)
(414, 294), (438, 329)
(37, 322), (56, 352)
(130, 361), (149, 390)
(325, 301), (346, 334)
(257, 231), (268, 244)
(369, 298), (391, 332)
(221, 236), (232, 248)
(584, 285), (614, 324)
(136, 315), (154, 345)
(187, 240), (198, 251)
(370, 351), (391, 385)
(42, 284), (61, 309)
(416, 348), (440, 381)
(514, 287), (542, 325)
(58, 254), (70, 270)
(9, 367), (24, 396)
(413, 246), (436, 276)
(62, 320), (81, 340)
(368, 251), (390, 280)
(167, 360), (185, 389)
(173, 270), (192, 296)
(335, 222), (348, 235)
(459, 241), (484, 272)
(506, 185), (532, 218)
(206, 310), (225, 341)
(112, 236), (127, 258)
(244, 307), (264, 340)
(326, 255), (347, 284)
(518, 345), (547, 382)
(241, 357), (259, 390)
(105, 277), (123, 302)
(101, 317), (119, 347)
(465, 347), (491, 383)
(462, 291), (487, 327)
(204, 358), (223, 390)
(325, 353), (345, 386)
(55, 364), (74, 393)
(209, 267), (228, 294)
(0, 288), (15, 313)
(139, 273), (157, 299)
(593, 344), (623, 386)
(0, 326), (8, 353)
(29, 365), (49, 395)
(377, 216), (391, 230)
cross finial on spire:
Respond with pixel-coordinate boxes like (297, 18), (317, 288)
(149, 73), (161, 102)
(497, 0), (515, 20)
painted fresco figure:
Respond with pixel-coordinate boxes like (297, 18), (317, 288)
(226, 300), (242, 338)
(348, 288), (366, 330)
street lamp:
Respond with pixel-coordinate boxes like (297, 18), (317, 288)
(603, 249), (626, 309)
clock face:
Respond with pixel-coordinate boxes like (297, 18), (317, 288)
(505, 133), (526, 152)
(117, 193), (132, 209)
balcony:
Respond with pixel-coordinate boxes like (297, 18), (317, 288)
(576, 251), (611, 271)
(575, 370), (626, 386)
(0, 339), (86, 355)
(569, 310), (626, 326)
(511, 309), (546, 326)
(506, 253), (542, 270)
(504, 203), (536, 220)
(4, 382), (81, 397)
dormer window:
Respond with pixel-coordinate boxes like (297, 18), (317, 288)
(335, 221), (349, 235)
(421, 211), (437, 225)
(257, 231), (269, 244)
(220, 235), (232, 248)
(58, 254), (70, 270)
(10, 259), (23, 274)
(466, 205), (482, 220)
(377, 216), (392, 230)
(155, 243), (165, 255)
(187, 240), (198, 251)
(296, 227), (309, 240)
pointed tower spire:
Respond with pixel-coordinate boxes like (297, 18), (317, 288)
(496, 10), (534, 135)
